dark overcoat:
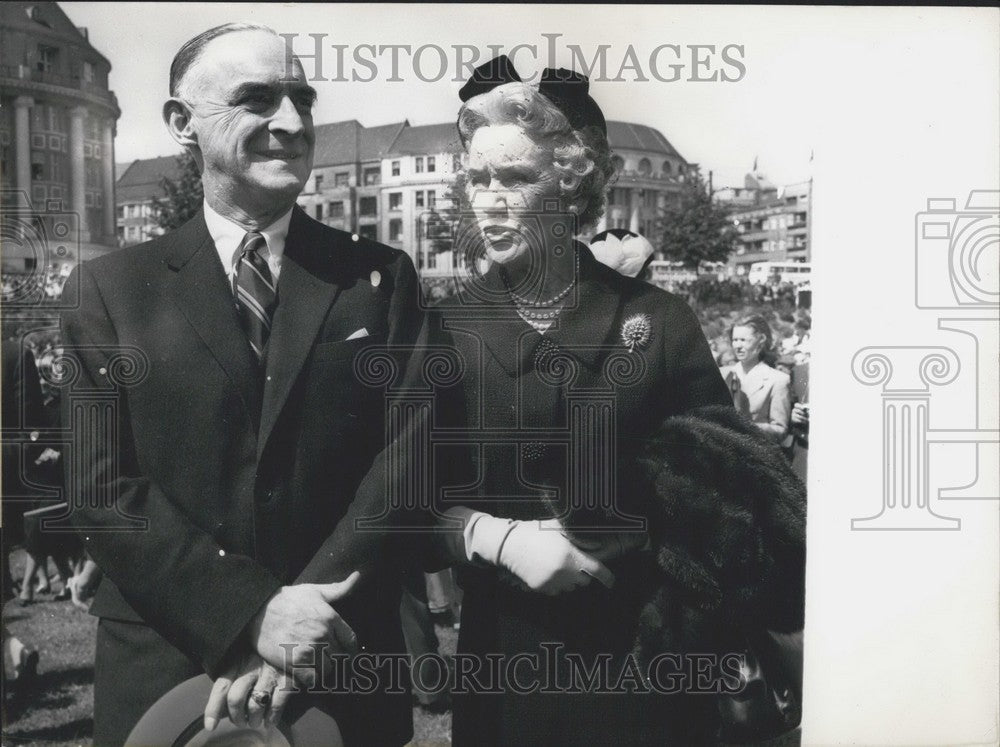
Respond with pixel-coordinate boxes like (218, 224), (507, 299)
(420, 244), (785, 745)
(59, 207), (421, 746)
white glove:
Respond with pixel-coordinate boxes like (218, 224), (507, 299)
(443, 507), (616, 595)
(498, 518), (616, 595)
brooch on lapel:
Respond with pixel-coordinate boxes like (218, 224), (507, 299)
(620, 313), (652, 352)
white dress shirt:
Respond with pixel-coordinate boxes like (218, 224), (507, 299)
(203, 200), (292, 284)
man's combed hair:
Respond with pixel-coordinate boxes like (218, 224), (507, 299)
(457, 82), (616, 231)
(169, 22), (277, 97)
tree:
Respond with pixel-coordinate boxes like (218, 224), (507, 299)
(656, 171), (737, 272)
(151, 151), (203, 231)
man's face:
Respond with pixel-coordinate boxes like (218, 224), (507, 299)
(180, 31), (316, 210)
(464, 124), (563, 269)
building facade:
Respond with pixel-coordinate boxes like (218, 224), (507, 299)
(115, 154), (181, 246)
(720, 175), (812, 276)
(1, 1), (120, 277)
(597, 121), (689, 241)
(116, 118), (689, 276)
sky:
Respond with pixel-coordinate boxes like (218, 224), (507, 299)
(61, 2), (826, 188)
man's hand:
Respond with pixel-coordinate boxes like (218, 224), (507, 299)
(205, 654), (296, 731)
(248, 572), (361, 674)
(791, 402), (810, 428)
(498, 519), (616, 595)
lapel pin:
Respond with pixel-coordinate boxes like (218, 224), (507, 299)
(370, 270), (381, 288)
(621, 313), (652, 353)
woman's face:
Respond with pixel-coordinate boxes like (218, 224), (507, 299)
(731, 325), (764, 363)
(464, 124), (564, 269)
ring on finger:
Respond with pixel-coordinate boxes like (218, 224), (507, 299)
(250, 690), (272, 707)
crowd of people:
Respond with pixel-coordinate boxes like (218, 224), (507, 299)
(0, 266), (71, 304)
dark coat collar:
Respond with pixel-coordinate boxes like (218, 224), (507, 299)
(470, 242), (626, 377)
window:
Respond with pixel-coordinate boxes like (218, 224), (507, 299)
(314, 174), (323, 192)
(427, 190), (436, 208)
(611, 155), (624, 173)
(415, 191), (424, 209)
(415, 157), (424, 173)
(662, 160), (672, 175)
(37, 45), (59, 73)
(427, 156), (436, 173)
(82, 61), (94, 83)
(328, 201), (344, 218)
(389, 192), (402, 211)
(637, 158), (652, 176)
(391, 161), (400, 176)
(334, 172), (349, 187)
(389, 218), (403, 242)
(118, 206), (125, 219)
(359, 196), (377, 216)
(363, 167), (380, 186)
(314, 203), (323, 220)
(359, 225), (377, 240)
(31, 152), (44, 180)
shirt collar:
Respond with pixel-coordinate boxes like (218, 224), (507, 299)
(734, 360), (768, 381)
(203, 200), (293, 275)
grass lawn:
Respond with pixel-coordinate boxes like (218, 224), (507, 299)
(3, 549), (454, 746)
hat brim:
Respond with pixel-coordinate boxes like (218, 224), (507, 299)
(126, 674), (344, 747)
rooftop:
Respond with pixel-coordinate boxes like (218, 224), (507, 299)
(606, 121), (683, 159)
(116, 155), (182, 202)
(313, 120), (409, 167)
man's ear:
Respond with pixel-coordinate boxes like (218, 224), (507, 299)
(163, 98), (197, 149)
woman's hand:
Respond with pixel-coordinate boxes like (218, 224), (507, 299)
(204, 653), (297, 732)
(497, 518), (615, 595)
(570, 530), (650, 562)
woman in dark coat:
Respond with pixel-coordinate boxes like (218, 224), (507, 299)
(428, 57), (806, 746)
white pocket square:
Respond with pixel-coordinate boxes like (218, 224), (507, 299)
(345, 327), (369, 341)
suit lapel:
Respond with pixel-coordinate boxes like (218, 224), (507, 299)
(744, 363), (771, 395)
(166, 212), (260, 427)
(257, 209), (345, 459)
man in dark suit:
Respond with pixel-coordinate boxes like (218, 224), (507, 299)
(60, 23), (421, 745)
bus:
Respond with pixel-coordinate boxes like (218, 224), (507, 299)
(747, 261), (812, 285)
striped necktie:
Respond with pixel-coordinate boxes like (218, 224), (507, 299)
(233, 231), (277, 363)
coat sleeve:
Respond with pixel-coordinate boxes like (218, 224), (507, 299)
(293, 251), (432, 583)
(60, 263), (282, 677)
(757, 372), (791, 443)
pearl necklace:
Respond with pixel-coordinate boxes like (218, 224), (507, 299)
(505, 252), (580, 309)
